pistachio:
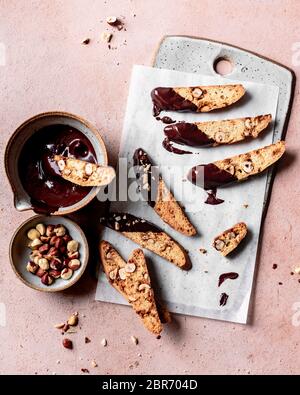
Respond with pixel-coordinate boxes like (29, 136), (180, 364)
(27, 228), (41, 241)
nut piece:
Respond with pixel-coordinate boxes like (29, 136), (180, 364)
(128, 295), (138, 302)
(36, 223), (46, 236)
(68, 259), (81, 271)
(192, 88), (203, 98)
(118, 268), (126, 280)
(62, 338), (73, 349)
(68, 313), (79, 327)
(101, 338), (107, 347)
(244, 119), (253, 130)
(227, 232), (236, 240)
(30, 238), (43, 249)
(91, 360), (98, 368)
(241, 160), (254, 174)
(38, 258), (50, 271)
(27, 228), (41, 240)
(85, 163), (93, 176)
(54, 323), (65, 329)
(106, 16), (118, 25)
(68, 251), (79, 259)
(41, 273), (54, 286)
(46, 225), (55, 237)
(101, 32), (113, 43)
(131, 336), (138, 345)
(54, 225), (66, 237)
(61, 268), (73, 280)
(224, 165), (235, 175)
(124, 263), (136, 273)
(109, 268), (117, 280)
(26, 262), (39, 274)
(138, 283), (151, 291)
(57, 160), (66, 171)
(49, 270), (61, 279)
(294, 267), (300, 275)
(214, 239), (225, 251)
(214, 131), (226, 143)
(67, 240), (79, 253)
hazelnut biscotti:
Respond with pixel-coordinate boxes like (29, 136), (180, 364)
(188, 141), (285, 190)
(133, 148), (196, 236)
(213, 223), (248, 256)
(53, 155), (115, 187)
(151, 84), (245, 116)
(100, 241), (165, 335)
(100, 212), (190, 269)
(164, 114), (272, 148)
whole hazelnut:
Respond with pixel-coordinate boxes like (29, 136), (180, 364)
(55, 238), (64, 249)
(67, 251), (79, 260)
(68, 259), (81, 271)
(46, 225), (55, 237)
(40, 236), (50, 243)
(67, 240), (79, 253)
(27, 228), (41, 241)
(49, 269), (61, 279)
(36, 268), (46, 278)
(63, 235), (72, 243)
(41, 273), (54, 286)
(38, 258), (49, 271)
(48, 247), (59, 257)
(38, 244), (49, 254)
(36, 223), (46, 236)
(26, 262), (39, 274)
(62, 338), (73, 349)
(54, 225), (66, 237)
(61, 268), (73, 280)
(30, 238), (43, 249)
(50, 258), (63, 271)
(50, 236), (58, 246)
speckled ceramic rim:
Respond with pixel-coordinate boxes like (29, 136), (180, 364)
(4, 111), (108, 215)
(9, 214), (89, 292)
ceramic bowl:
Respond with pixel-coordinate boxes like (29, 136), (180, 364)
(9, 215), (89, 292)
(5, 111), (108, 215)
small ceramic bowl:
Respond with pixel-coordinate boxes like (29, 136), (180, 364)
(5, 111), (108, 215)
(9, 215), (89, 292)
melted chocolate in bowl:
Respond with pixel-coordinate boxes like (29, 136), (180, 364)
(18, 124), (97, 214)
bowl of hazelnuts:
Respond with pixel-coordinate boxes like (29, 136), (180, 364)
(9, 215), (89, 291)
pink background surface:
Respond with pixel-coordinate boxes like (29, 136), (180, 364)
(0, 0), (300, 375)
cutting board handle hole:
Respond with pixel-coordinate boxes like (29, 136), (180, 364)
(213, 57), (234, 76)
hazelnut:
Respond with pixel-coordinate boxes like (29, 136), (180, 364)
(57, 159), (66, 171)
(46, 225), (55, 237)
(33, 256), (40, 265)
(192, 88), (203, 98)
(61, 268), (73, 280)
(85, 163), (93, 176)
(67, 240), (79, 253)
(50, 236), (59, 246)
(68, 259), (81, 271)
(38, 244), (49, 254)
(138, 283), (151, 291)
(62, 338), (73, 349)
(244, 119), (253, 130)
(36, 268), (46, 278)
(50, 258), (63, 271)
(60, 245), (67, 255)
(54, 238), (64, 249)
(48, 247), (59, 257)
(214, 239), (225, 251)
(118, 268), (126, 280)
(228, 232), (236, 240)
(49, 270), (61, 279)
(224, 165), (235, 175)
(67, 313), (79, 327)
(38, 258), (50, 271)
(106, 16), (118, 25)
(109, 268), (118, 280)
(68, 251), (79, 259)
(30, 250), (41, 260)
(40, 236), (50, 243)
(128, 295), (137, 302)
(26, 262), (39, 274)
(125, 263), (136, 273)
(63, 234), (72, 243)
(30, 238), (43, 249)
(242, 160), (254, 174)
(214, 131), (226, 143)
(27, 228), (41, 240)
(54, 225), (66, 237)
(36, 223), (46, 236)
(41, 273), (54, 286)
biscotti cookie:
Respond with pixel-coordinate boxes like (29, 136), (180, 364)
(100, 213), (190, 269)
(53, 155), (115, 187)
(133, 148), (196, 236)
(100, 241), (164, 335)
(164, 115), (272, 148)
(151, 84), (245, 116)
(188, 141), (285, 190)
(213, 223), (248, 256)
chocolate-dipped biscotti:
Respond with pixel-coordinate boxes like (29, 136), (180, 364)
(100, 213), (190, 269)
(151, 84), (245, 116)
(213, 223), (248, 257)
(188, 141), (285, 190)
(164, 115), (272, 148)
(100, 241), (165, 335)
(53, 155), (115, 187)
(133, 148), (196, 236)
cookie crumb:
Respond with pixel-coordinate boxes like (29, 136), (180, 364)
(243, 204), (249, 208)
(272, 264), (278, 270)
(81, 38), (90, 45)
(199, 248), (207, 254)
(85, 337), (91, 344)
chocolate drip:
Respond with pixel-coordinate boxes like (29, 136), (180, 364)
(151, 87), (197, 116)
(164, 122), (214, 148)
(162, 138), (192, 155)
(100, 212), (162, 233)
(156, 116), (176, 124)
(218, 272), (239, 287)
(205, 188), (224, 205)
(188, 163), (237, 190)
(133, 148), (159, 207)
(18, 124), (96, 214)
(220, 293), (229, 307)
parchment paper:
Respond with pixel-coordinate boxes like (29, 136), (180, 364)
(95, 65), (279, 324)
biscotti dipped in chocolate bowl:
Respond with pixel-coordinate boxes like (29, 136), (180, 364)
(187, 141), (285, 190)
(133, 148), (196, 236)
(151, 84), (245, 116)
(164, 114), (272, 148)
(100, 213), (191, 269)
